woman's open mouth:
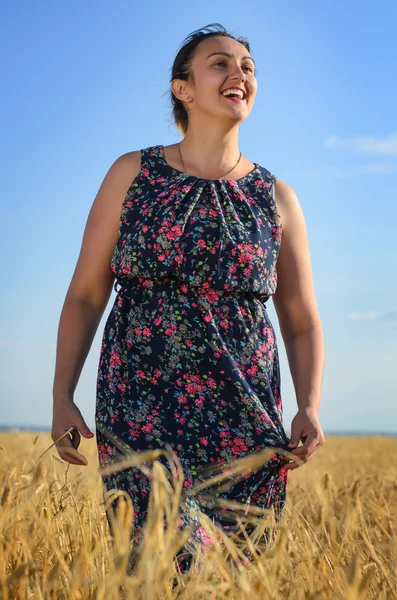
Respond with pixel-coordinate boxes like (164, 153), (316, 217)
(222, 95), (246, 103)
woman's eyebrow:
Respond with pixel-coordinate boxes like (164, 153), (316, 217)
(206, 51), (255, 65)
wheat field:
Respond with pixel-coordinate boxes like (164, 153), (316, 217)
(0, 431), (396, 599)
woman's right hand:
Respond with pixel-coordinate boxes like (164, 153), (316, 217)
(51, 398), (95, 466)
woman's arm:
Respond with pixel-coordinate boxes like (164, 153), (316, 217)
(53, 151), (141, 401)
(272, 179), (325, 415)
(51, 150), (141, 465)
(53, 298), (108, 401)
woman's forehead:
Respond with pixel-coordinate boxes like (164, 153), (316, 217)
(195, 36), (252, 60)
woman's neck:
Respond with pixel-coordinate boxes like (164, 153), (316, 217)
(178, 125), (241, 178)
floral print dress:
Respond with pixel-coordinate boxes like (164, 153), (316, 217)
(95, 144), (291, 562)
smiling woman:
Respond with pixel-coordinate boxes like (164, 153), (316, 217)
(169, 24), (257, 142)
(52, 22), (325, 575)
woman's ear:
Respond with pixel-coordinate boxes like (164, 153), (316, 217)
(171, 79), (191, 102)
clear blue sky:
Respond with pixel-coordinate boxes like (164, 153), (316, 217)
(1, 1), (396, 433)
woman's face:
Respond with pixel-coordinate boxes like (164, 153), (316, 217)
(175, 35), (257, 126)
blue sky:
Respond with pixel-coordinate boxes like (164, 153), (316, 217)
(1, 1), (396, 433)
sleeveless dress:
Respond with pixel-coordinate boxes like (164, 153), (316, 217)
(95, 144), (291, 564)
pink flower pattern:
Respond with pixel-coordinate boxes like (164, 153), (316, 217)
(95, 145), (291, 566)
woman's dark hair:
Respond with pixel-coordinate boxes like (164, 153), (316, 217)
(170, 23), (251, 135)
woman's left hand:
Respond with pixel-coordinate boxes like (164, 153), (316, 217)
(282, 408), (325, 471)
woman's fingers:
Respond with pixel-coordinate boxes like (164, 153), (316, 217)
(71, 427), (81, 450)
(54, 428), (88, 465)
(61, 445), (88, 466)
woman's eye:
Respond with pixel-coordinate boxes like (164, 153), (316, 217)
(215, 62), (254, 73)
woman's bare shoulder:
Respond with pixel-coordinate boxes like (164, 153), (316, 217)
(112, 150), (142, 177)
(274, 177), (302, 231)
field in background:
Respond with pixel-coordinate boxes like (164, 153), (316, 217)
(1, 432), (396, 599)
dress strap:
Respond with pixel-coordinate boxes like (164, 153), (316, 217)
(139, 145), (163, 172)
(258, 165), (276, 186)
(138, 146), (150, 170)
(257, 165), (279, 220)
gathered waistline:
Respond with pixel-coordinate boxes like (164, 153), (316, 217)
(113, 274), (270, 306)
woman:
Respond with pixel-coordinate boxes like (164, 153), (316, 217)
(52, 23), (325, 569)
